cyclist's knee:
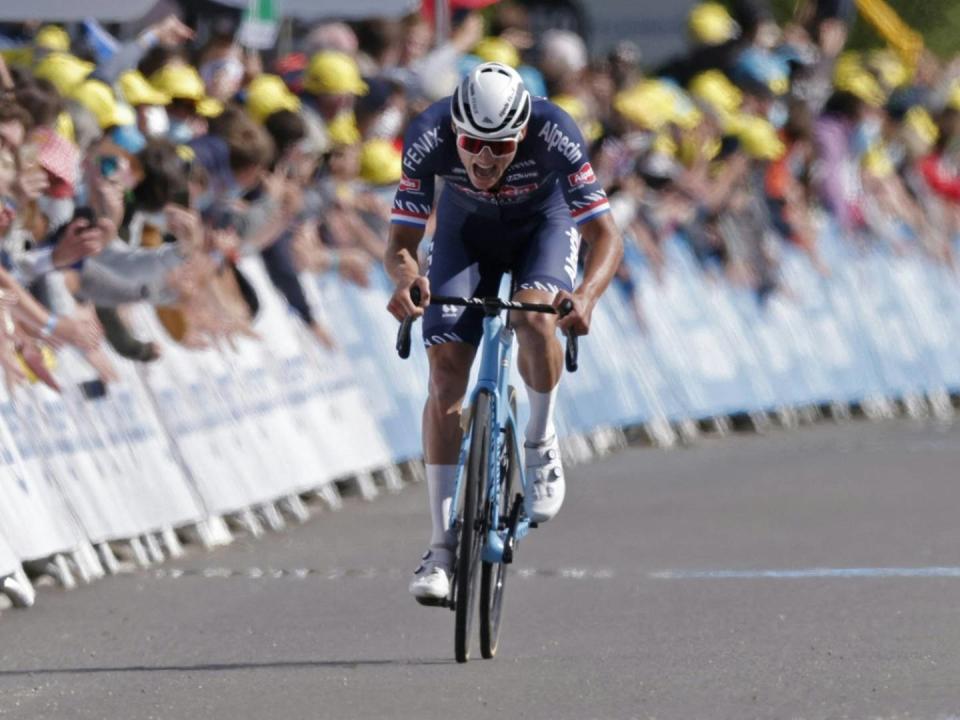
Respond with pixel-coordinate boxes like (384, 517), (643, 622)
(512, 308), (557, 343)
(427, 343), (474, 410)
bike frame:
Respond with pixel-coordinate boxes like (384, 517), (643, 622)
(447, 310), (532, 566)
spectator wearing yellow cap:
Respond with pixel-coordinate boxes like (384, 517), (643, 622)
(119, 70), (172, 139)
(302, 51), (368, 123)
(293, 50), (368, 156)
(246, 74), (301, 125)
(657, 2), (745, 87)
(33, 52), (94, 96)
(35, 25), (71, 54)
(150, 64), (222, 144)
(71, 79), (146, 154)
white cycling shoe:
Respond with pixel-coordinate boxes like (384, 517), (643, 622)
(409, 546), (453, 606)
(524, 435), (565, 523)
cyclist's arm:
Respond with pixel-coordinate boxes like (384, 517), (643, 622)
(556, 211), (623, 335)
(385, 223), (430, 320)
(577, 211), (623, 302)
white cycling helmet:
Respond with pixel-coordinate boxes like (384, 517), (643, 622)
(451, 62), (532, 140)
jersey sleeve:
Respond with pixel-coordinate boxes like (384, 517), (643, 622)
(390, 106), (444, 229)
(537, 104), (611, 225)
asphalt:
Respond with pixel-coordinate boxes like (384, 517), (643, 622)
(2, 417), (960, 719)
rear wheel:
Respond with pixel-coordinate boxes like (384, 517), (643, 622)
(454, 391), (492, 663)
(480, 387), (518, 659)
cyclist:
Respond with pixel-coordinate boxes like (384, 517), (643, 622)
(385, 62), (623, 604)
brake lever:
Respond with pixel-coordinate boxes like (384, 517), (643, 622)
(396, 285), (423, 360)
(557, 298), (579, 373)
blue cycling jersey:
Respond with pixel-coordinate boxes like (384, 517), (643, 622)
(390, 97), (610, 228)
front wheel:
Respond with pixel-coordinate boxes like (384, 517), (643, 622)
(480, 386), (518, 659)
(454, 390), (492, 663)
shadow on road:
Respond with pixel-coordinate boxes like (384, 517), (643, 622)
(0, 657), (455, 676)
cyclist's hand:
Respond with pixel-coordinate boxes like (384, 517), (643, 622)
(554, 290), (593, 336)
(387, 275), (430, 321)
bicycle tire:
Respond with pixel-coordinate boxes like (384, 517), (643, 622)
(480, 387), (518, 659)
(454, 390), (492, 663)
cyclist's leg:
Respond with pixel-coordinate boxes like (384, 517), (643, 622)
(508, 212), (581, 522)
(419, 202), (501, 551)
(510, 214), (580, 441)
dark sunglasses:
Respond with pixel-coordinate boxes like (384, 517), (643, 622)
(456, 133), (519, 157)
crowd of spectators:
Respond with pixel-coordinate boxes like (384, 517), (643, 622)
(0, 0), (957, 394)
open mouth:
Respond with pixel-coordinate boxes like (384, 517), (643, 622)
(472, 161), (497, 181)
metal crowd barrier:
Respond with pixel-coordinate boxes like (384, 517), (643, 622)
(1, 216), (959, 611)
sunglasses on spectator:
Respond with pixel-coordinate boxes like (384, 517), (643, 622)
(456, 133), (520, 157)
(98, 155), (121, 179)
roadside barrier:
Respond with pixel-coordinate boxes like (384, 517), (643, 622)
(1, 218), (958, 611)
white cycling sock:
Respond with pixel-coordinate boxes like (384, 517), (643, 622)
(524, 384), (557, 446)
(426, 464), (458, 549)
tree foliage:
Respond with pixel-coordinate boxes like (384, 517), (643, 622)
(764, 0), (960, 57)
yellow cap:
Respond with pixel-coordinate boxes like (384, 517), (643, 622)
(730, 114), (785, 160)
(55, 111), (75, 143)
(360, 139), (403, 185)
(33, 52), (94, 95)
(905, 105), (938, 149)
(862, 143), (894, 178)
(175, 144), (196, 164)
(473, 37), (520, 68)
(834, 52), (886, 107)
(690, 71), (742, 114)
(119, 70), (170, 106)
(35, 25), (70, 52)
(614, 80), (676, 132)
(246, 74), (301, 124)
(0, 47), (34, 68)
(327, 112), (361, 147)
(867, 49), (910, 89)
(662, 83), (703, 130)
(196, 97), (224, 118)
(688, 3), (739, 46)
(304, 51), (368, 96)
(552, 94), (602, 142)
(71, 79), (135, 129)
(653, 133), (678, 158)
(150, 64), (206, 102)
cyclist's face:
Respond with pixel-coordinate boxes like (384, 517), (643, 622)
(455, 126), (527, 191)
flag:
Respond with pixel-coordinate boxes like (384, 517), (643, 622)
(237, 0), (280, 51)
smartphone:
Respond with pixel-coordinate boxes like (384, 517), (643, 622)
(79, 378), (107, 400)
(172, 188), (191, 207)
(72, 206), (98, 226)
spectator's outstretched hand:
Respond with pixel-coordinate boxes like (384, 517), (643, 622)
(52, 305), (103, 352)
(52, 217), (107, 269)
(150, 15), (195, 47)
(0, 295), (26, 393)
(14, 164), (48, 202)
(452, 14), (485, 52)
(164, 204), (204, 255)
(81, 346), (119, 384)
(18, 335), (59, 392)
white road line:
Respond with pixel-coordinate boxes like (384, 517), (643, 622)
(152, 567), (615, 581)
(651, 567), (960, 579)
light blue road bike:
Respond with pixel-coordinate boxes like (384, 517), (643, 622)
(398, 284), (577, 663)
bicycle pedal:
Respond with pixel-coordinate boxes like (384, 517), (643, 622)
(414, 595), (449, 608)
